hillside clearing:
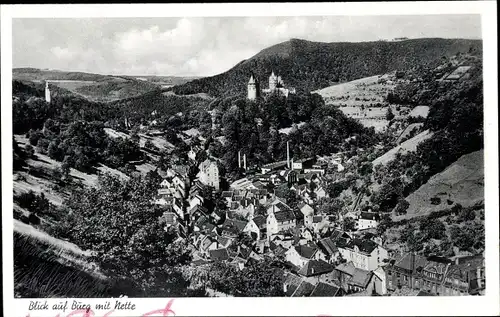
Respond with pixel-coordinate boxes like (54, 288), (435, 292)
(372, 130), (434, 167)
(397, 150), (484, 220)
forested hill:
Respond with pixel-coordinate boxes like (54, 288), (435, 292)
(172, 38), (482, 97)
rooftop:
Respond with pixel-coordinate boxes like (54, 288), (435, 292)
(298, 260), (335, 277)
(309, 282), (341, 297)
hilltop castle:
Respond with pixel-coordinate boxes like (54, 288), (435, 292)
(247, 71), (296, 101)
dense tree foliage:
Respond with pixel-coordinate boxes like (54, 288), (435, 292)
(204, 257), (286, 296)
(173, 38), (481, 97)
(53, 173), (197, 296)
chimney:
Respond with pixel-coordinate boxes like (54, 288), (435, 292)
(243, 154), (247, 170)
(287, 141), (290, 168)
(238, 151), (241, 169)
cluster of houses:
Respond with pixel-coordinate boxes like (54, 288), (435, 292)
(152, 135), (485, 297)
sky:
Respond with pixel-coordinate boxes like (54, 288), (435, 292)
(13, 15), (481, 77)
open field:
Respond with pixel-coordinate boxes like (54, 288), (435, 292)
(313, 73), (411, 132)
(398, 150), (484, 220)
(372, 130), (434, 167)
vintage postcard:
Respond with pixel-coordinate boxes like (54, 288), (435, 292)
(1, 2), (499, 316)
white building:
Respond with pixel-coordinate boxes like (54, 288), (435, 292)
(266, 209), (296, 239)
(337, 238), (388, 271)
(197, 159), (220, 191)
(357, 212), (380, 230)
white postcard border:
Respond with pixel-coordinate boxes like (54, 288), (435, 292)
(2, 2), (498, 316)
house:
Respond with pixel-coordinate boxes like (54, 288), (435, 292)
(162, 212), (177, 229)
(266, 198), (292, 215)
(261, 161), (288, 174)
(304, 163), (328, 175)
(358, 212), (380, 230)
(266, 208), (296, 239)
(298, 202), (314, 227)
(188, 194), (204, 211)
(309, 282), (343, 297)
(270, 230), (296, 250)
(285, 243), (327, 268)
(372, 266), (388, 295)
(243, 215), (267, 240)
(190, 205), (209, 221)
(230, 177), (257, 190)
(292, 158), (315, 171)
(292, 280), (316, 297)
(311, 215), (329, 234)
(346, 267), (374, 294)
(197, 159), (220, 191)
(298, 259), (335, 278)
(314, 186), (327, 199)
(193, 215), (216, 233)
(337, 238), (388, 271)
(334, 261), (377, 294)
(318, 237), (340, 264)
(298, 226), (315, 244)
(280, 169), (298, 184)
(385, 252), (485, 296)
(209, 248), (230, 262)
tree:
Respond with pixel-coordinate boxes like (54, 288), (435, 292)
(419, 218), (446, 240)
(385, 108), (395, 121)
(61, 174), (193, 296)
(394, 199), (410, 215)
(342, 216), (356, 232)
(24, 144), (35, 158)
(205, 257), (285, 296)
(359, 161), (373, 176)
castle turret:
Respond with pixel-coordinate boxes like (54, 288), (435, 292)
(269, 71), (278, 90)
(247, 74), (260, 101)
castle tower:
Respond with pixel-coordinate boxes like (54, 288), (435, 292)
(247, 74), (260, 101)
(45, 81), (51, 103)
(269, 71), (278, 90)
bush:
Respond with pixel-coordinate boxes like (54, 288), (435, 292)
(430, 196), (441, 205)
(25, 145), (35, 158)
(394, 199), (410, 215)
(28, 213), (41, 225)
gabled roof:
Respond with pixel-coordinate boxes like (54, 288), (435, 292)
(313, 215), (323, 223)
(294, 244), (318, 259)
(335, 261), (356, 276)
(273, 210), (296, 222)
(224, 218), (248, 231)
(393, 253), (429, 272)
(347, 268), (373, 288)
(190, 205), (209, 216)
(209, 248), (230, 261)
(343, 238), (379, 254)
(252, 215), (267, 229)
(360, 211), (380, 221)
(291, 280), (316, 297)
(318, 237), (338, 256)
(284, 273), (302, 297)
(222, 191), (234, 198)
(309, 282), (341, 297)
(298, 260), (335, 277)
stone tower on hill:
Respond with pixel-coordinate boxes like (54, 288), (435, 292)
(247, 74), (260, 101)
(45, 81), (51, 103)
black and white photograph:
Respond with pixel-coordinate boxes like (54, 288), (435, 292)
(3, 4), (497, 310)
